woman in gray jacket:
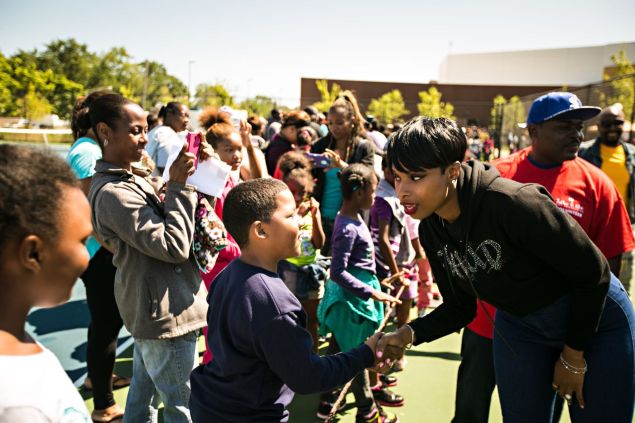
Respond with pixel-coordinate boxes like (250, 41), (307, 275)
(87, 93), (211, 423)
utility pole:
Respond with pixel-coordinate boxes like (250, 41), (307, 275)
(188, 60), (196, 107)
(142, 61), (149, 109)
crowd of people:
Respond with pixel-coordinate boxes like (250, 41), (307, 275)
(0, 89), (634, 423)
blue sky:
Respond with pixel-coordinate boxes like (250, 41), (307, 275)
(2, 0), (634, 106)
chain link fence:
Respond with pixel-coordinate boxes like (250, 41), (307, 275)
(492, 73), (635, 154)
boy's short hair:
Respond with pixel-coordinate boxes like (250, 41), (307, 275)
(0, 145), (79, 249)
(386, 117), (466, 172)
(223, 178), (289, 248)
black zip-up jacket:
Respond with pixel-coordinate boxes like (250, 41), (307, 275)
(409, 160), (610, 351)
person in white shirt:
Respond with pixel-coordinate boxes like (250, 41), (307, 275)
(146, 102), (190, 175)
(0, 145), (93, 422)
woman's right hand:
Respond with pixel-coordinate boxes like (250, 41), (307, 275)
(324, 148), (347, 169)
(169, 144), (196, 184)
(371, 289), (401, 305)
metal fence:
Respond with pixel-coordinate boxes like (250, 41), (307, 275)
(492, 73), (635, 154)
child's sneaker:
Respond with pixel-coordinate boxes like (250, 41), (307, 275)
(355, 405), (399, 423)
(379, 373), (398, 387)
(371, 385), (405, 407)
(316, 400), (346, 420)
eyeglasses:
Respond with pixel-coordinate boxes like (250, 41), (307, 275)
(600, 119), (625, 127)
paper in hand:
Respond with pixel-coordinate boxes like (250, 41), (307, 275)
(163, 132), (231, 198)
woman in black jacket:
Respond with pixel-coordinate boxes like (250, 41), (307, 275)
(310, 91), (375, 255)
(377, 117), (635, 423)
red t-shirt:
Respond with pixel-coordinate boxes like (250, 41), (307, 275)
(468, 147), (635, 339)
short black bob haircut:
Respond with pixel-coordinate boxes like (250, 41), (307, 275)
(386, 117), (466, 173)
(223, 178), (289, 248)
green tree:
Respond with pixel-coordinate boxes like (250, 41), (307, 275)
(9, 55), (58, 124)
(489, 94), (507, 132)
(194, 83), (234, 108)
(313, 79), (341, 112)
(16, 85), (53, 123)
(37, 38), (97, 87)
(0, 39), (190, 123)
(502, 96), (526, 135)
(143, 61), (188, 107)
(240, 95), (277, 117)
(417, 87), (455, 119)
(88, 47), (141, 100)
(0, 52), (20, 116)
(367, 90), (409, 125)
(601, 49), (635, 120)
(46, 73), (84, 120)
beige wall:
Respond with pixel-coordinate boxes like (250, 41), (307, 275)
(439, 42), (635, 86)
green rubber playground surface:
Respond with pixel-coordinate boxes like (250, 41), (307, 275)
(81, 327), (575, 422)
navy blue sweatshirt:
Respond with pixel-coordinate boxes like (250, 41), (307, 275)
(189, 259), (374, 422)
(409, 160), (610, 351)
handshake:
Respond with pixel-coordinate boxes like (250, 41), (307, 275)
(363, 325), (415, 371)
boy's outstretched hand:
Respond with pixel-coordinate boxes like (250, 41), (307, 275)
(374, 326), (413, 372)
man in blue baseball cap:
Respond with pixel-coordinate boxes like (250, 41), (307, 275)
(452, 92), (635, 423)
(523, 92), (603, 163)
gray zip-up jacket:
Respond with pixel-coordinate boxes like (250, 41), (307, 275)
(88, 160), (208, 339)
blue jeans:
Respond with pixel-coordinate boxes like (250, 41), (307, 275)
(494, 275), (635, 422)
(124, 331), (198, 423)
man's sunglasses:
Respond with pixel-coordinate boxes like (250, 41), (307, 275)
(600, 119), (625, 127)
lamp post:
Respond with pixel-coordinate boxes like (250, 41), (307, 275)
(188, 60), (196, 107)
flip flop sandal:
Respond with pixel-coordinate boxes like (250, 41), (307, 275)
(91, 405), (124, 423)
(112, 375), (131, 389)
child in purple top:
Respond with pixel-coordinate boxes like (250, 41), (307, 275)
(317, 164), (401, 422)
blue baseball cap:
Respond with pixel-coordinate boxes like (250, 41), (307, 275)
(526, 92), (600, 125)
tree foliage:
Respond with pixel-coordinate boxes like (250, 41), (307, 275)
(367, 90), (409, 125)
(600, 49), (634, 120)
(313, 79), (341, 113)
(489, 94), (507, 132)
(417, 87), (455, 119)
(0, 38), (189, 124)
(502, 96), (526, 135)
(240, 95), (277, 117)
(194, 83), (235, 109)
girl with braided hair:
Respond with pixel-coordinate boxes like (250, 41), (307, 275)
(316, 164), (401, 422)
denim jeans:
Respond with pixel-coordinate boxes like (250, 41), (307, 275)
(494, 274), (635, 422)
(124, 331), (198, 423)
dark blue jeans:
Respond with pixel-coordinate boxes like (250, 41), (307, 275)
(494, 274), (635, 422)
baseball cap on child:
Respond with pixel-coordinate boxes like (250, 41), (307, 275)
(526, 92), (601, 125)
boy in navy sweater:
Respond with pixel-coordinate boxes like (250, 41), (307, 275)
(190, 178), (380, 422)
